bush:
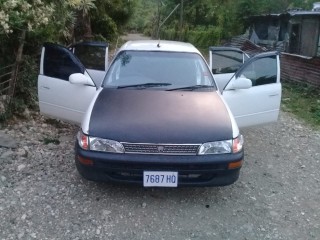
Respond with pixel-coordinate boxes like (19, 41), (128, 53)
(185, 26), (222, 48)
(160, 26), (222, 48)
(92, 15), (118, 42)
(11, 56), (39, 115)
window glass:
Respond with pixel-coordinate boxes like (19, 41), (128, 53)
(237, 56), (277, 86)
(74, 45), (106, 71)
(317, 33), (320, 57)
(211, 51), (244, 74)
(195, 60), (210, 85)
(43, 45), (84, 81)
(104, 51), (215, 89)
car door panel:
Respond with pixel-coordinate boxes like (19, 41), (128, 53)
(223, 84), (281, 127)
(222, 52), (281, 128)
(38, 43), (97, 124)
(38, 75), (96, 124)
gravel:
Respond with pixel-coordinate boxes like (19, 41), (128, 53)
(0, 110), (319, 240)
(1, 34), (319, 240)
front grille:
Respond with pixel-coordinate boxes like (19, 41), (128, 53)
(122, 143), (200, 155)
(107, 171), (217, 183)
(100, 162), (226, 171)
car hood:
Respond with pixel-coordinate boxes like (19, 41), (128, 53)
(88, 88), (233, 143)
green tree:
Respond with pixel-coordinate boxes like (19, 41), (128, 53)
(91, 0), (134, 41)
(126, 0), (158, 33)
(70, 0), (96, 41)
(128, 0), (316, 48)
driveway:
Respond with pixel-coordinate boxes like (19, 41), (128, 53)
(0, 34), (319, 239)
(121, 33), (153, 42)
(0, 111), (319, 240)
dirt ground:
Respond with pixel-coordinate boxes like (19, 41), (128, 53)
(0, 111), (319, 240)
(0, 34), (319, 239)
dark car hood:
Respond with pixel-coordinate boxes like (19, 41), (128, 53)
(88, 89), (233, 143)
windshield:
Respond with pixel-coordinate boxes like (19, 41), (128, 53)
(103, 51), (216, 90)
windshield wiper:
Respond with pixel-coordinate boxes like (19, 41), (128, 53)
(117, 83), (172, 89)
(167, 85), (214, 91)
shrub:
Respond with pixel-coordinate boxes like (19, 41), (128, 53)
(91, 15), (118, 42)
(160, 26), (222, 48)
(11, 56), (39, 115)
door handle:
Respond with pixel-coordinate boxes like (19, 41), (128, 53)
(269, 93), (279, 97)
(40, 86), (50, 90)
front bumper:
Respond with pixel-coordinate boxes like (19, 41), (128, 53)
(74, 142), (244, 187)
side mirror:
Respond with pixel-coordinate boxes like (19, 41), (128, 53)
(69, 73), (94, 86)
(225, 77), (252, 90)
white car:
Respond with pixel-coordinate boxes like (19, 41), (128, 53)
(37, 40), (281, 187)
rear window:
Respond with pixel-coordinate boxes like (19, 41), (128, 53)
(211, 50), (245, 74)
(73, 45), (106, 71)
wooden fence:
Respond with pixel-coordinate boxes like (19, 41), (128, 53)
(226, 35), (320, 88)
(281, 53), (320, 87)
(0, 63), (20, 116)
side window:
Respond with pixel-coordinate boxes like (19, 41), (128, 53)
(73, 45), (106, 71)
(211, 50), (244, 74)
(43, 45), (84, 81)
(237, 56), (277, 86)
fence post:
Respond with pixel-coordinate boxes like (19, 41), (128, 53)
(9, 30), (26, 105)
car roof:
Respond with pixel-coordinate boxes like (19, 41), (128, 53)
(119, 40), (201, 54)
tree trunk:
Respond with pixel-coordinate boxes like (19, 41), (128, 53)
(83, 14), (93, 41)
(9, 30), (26, 99)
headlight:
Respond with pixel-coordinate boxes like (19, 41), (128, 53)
(89, 137), (124, 153)
(198, 135), (243, 155)
(198, 140), (232, 155)
(77, 131), (124, 153)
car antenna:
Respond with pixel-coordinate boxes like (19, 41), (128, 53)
(156, 3), (180, 48)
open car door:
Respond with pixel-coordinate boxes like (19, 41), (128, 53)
(38, 43), (97, 124)
(209, 47), (249, 90)
(221, 51), (281, 128)
(72, 42), (108, 86)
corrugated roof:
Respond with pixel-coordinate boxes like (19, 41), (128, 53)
(250, 10), (320, 18)
(288, 10), (320, 16)
(223, 35), (266, 56)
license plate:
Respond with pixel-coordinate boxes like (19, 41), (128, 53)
(143, 171), (178, 187)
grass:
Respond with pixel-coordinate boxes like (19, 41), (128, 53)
(281, 81), (320, 129)
(43, 137), (60, 145)
(44, 118), (66, 129)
